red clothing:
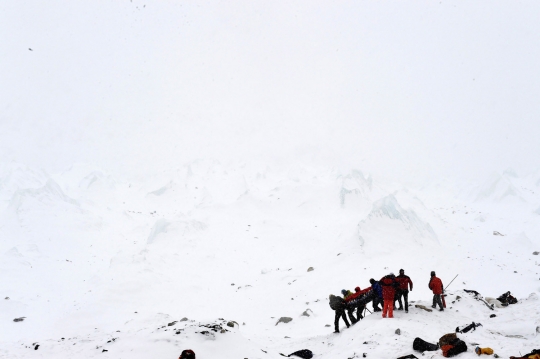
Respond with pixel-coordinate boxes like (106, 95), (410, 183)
(396, 275), (413, 291)
(344, 286), (372, 302)
(429, 276), (443, 294)
(380, 276), (397, 300)
(382, 300), (394, 318)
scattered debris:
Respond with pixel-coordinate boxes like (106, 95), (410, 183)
(276, 317), (293, 326)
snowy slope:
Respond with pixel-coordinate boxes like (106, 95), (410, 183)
(1, 161), (539, 358)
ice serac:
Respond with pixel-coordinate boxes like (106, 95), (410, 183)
(8, 178), (78, 213)
(338, 170), (372, 208)
(474, 172), (525, 203)
(147, 219), (171, 244)
(357, 194), (437, 249)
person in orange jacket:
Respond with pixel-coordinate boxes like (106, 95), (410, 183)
(380, 273), (399, 318)
(428, 271), (444, 311)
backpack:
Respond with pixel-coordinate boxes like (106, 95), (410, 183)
(413, 337), (439, 352)
(441, 338), (467, 357)
(497, 291), (518, 305)
(179, 349), (196, 359)
(329, 295), (337, 310)
(288, 349), (313, 359)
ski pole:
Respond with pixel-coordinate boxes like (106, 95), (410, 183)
(444, 274), (459, 291)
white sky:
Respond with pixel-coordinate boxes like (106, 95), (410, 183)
(1, 1), (539, 182)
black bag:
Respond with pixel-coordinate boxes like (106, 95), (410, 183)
(456, 322), (482, 333)
(443, 338), (467, 357)
(413, 337), (438, 352)
(288, 349), (313, 359)
(180, 349), (196, 359)
(497, 291), (518, 305)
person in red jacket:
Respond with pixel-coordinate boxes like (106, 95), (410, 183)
(380, 273), (398, 318)
(395, 269), (413, 312)
(428, 271), (444, 311)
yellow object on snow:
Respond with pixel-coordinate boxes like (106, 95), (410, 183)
(475, 347), (494, 355)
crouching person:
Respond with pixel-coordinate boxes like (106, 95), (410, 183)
(329, 294), (350, 333)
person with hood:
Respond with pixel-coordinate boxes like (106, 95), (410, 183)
(395, 269), (413, 312)
(329, 294), (351, 333)
(341, 289), (358, 324)
(428, 271), (444, 311)
(380, 273), (399, 318)
(369, 278), (383, 312)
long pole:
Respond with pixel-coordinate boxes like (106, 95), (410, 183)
(444, 274), (459, 291)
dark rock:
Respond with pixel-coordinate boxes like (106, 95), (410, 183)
(275, 317), (293, 326)
(13, 317), (25, 322)
(4, 297), (9, 300)
(102, 349), (108, 352)
(307, 267), (314, 272)
(490, 314), (497, 318)
(533, 251), (539, 255)
(34, 345), (39, 350)
(301, 309), (312, 317)
(325, 324), (331, 327)
(493, 231), (504, 236)
(227, 321), (237, 327)
(167, 321), (177, 326)
(180, 317), (188, 322)
(395, 328), (401, 335)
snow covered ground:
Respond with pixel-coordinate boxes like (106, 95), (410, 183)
(1, 161), (539, 358)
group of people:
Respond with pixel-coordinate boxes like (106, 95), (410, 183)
(329, 269), (445, 333)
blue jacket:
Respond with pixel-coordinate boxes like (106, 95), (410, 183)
(372, 281), (383, 298)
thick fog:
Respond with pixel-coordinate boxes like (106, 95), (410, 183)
(2, 1), (539, 182)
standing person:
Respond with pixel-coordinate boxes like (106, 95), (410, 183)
(395, 269), (413, 312)
(429, 271), (444, 311)
(369, 278), (383, 312)
(329, 294), (351, 333)
(380, 273), (398, 318)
